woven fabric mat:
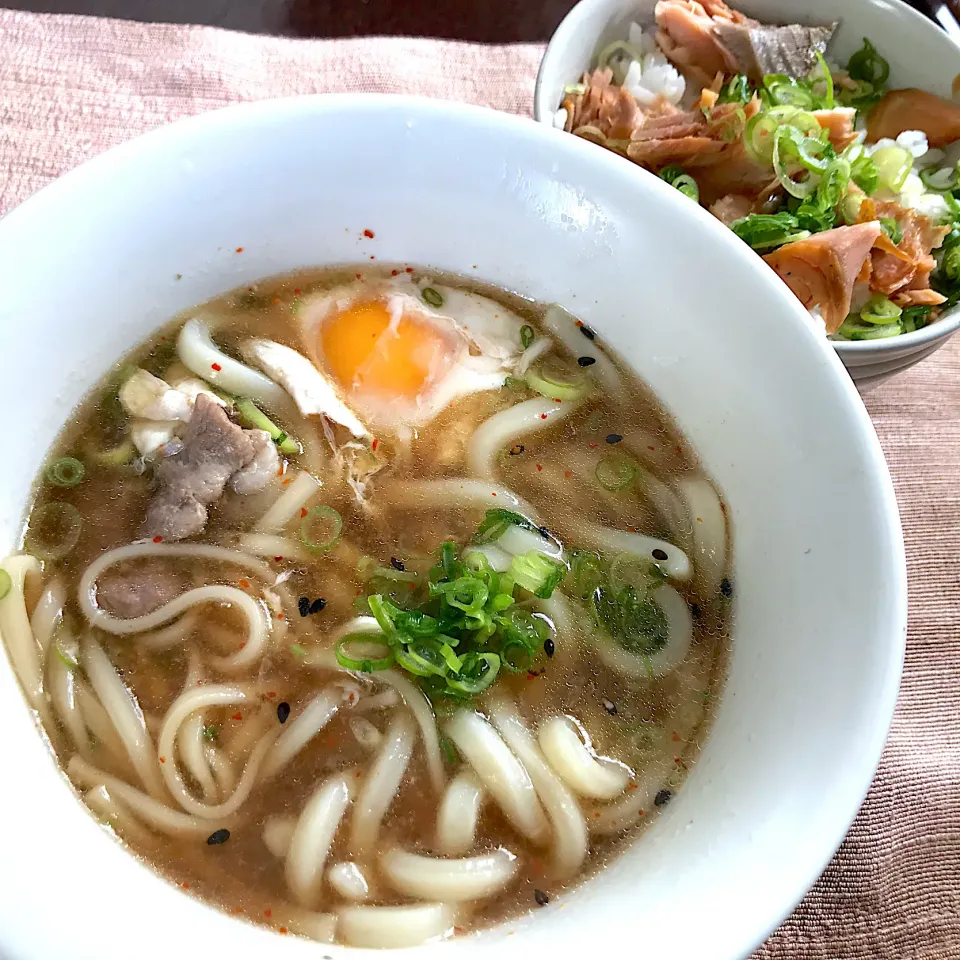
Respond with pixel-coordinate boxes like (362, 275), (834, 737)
(2, 8), (959, 957)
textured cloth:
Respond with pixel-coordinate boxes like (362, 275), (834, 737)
(1, 8), (958, 957)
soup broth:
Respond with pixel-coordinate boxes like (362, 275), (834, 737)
(1, 266), (731, 948)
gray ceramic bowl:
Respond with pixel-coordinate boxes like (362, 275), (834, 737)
(533, 0), (960, 390)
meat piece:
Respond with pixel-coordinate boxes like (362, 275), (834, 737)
(567, 68), (648, 140)
(655, 0), (747, 86)
(865, 198), (949, 295)
(713, 20), (837, 82)
(710, 193), (754, 225)
(763, 222), (883, 333)
(98, 568), (183, 619)
(893, 288), (947, 307)
(143, 395), (255, 541)
(231, 429), (280, 495)
(867, 88), (960, 149)
(813, 108), (858, 152)
(119, 369), (193, 422)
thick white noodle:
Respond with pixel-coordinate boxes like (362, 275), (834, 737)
(158, 684), (275, 817)
(337, 903), (456, 948)
(597, 584), (693, 679)
(285, 772), (355, 908)
(270, 905), (337, 943)
(538, 716), (632, 799)
(177, 316), (289, 410)
(486, 698), (587, 879)
(139, 610), (199, 651)
(353, 690), (400, 714)
(255, 471), (321, 534)
(376, 671), (444, 793)
(585, 755), (678, 836)
(636, 467), (694, 553)
(574, 521), (691, 582)
(237, 534), (307, 563)
(224, 704), (275, 762)
(380, 848), (517, 902)
(328, 862), (372, 901)
(205, 744), (236, 796)
(75, 679), (129, 766)
(47, 632), (90, 756)
(349, 711), (415, 856)
(261, 687), (342, 779)
(677, 477), (727, 599)
(542, 304), (621, 393)
(81, 634), (165, 800)
(444, 711), (549, 846)
(462, 544), (513, 573)
(30, 577), (65, 655)
(435, 770), (485, 856)
(177, 655), (219, 802)
(84, 784), (159, 848)
(388, 480), (539, 521)
(515, 336), (552, 376)
(496, 525), (564, 561)
(349, 716), (383, 750)
(263, 815), (297, 858)
(467, 397), (582, 480)
(0, 555), (52, 727)
(533, 594), (574, 664)
(68, 756), (232, 837)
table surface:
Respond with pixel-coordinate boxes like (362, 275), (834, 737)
(4, 0), (958, 40)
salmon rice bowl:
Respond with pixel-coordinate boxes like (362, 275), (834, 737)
(551, 0), (960, 342)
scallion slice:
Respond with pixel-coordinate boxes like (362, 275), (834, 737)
(836, 318), (903, 340)
(299, 505), (342, 554)
(879, 217), (903, 245)
(871, 145), (912, 193)
(54, 642), (79, 670)
(235, 398), (301, 455)
(846, 37), (890, 87)
(524, 357), (589, 401)
(92, 440), (137, 467)
(445, 652), (500, 696)
(659, 165), (699, 202)
(919, 165), (960, 193)
(520, 324), (535, 348)
(595, 454), (637, 491)
(335, 636), (395, 673)
(46, 457), (85, 488)
(860, 295), (902, 325)
(25, 502), (82, 561)
(421, 287), (444, 308)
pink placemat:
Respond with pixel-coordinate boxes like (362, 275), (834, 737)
(2, 8), (959, 957)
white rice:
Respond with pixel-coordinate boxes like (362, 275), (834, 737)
(617, 23), (686, 107)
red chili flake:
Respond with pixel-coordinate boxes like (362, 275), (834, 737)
(540, 413), (548, 420)
(355, 770), (363, 778)
(720, 501), (727, 514)
(276, 467), (284, 477)
(363, 229), (375, 238)
(272, 297), (281, 304)
(369, 255), (376, 260)
(278, 928), (288, 935)
(293, 288), (301, 295)
(231, 713), (243, 721)
(593, 811), (601, 818)
(371, 437), (379, 451)
(159, 336), (166, 342)
(391, 269), (399, 276)
(675, 445), (683, 455)
(672, 731), (682, 742)
(355, 273), (362, 280)
(648, 445), (656, 452)
(536, 464), (543, 471)
(264, 909), (272, 919)
(628, 784), (638, 791)
(235, 247), (244, 253)
(231, 907), (243, 915)
(405, 267), (414, 273)
(553, 398), (562, 403)
(274, 555), (283, 562)
(152, 535), (163, 544)
(575, 320), (584, 327)
(637, 809), (646, 817)
(453, 926), (464, 935)
(238, 578), (250, 589)
(181, 882), (190, 889)
(626, 526), (636, 533)
(247, 286), (255, 292)
(327, 736), (337, 746)
(300, 507), (308, 518)
(211, 362), (222, 372)
(282, 477), (292, 486)
(277, 613), (285, 621)
(564, 471), (572, 479)
(159, 756), (166, 763)
(267, 691), (276, 698)
(588, 443), (598, 449)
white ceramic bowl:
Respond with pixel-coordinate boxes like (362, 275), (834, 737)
(534, 0), (960, 389)
(0, 95), (905, 960)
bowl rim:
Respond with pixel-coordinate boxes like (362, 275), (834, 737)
(0, 91), (907, 960)
(533, 0), (960, 357)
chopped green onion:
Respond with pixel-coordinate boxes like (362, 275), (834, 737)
(871, 145), (912, 193)
(836, 318), (903, 340)
(299, 505), (342, 554)
(860, 295), (902, 325)
(520, 324), (535, 349)
(46, 457), (85, 488)
(336, 635), (395, 673)
(25, 502), (82, 561)
(596, 39), (643, 70)
(503, 375), (527, 392)
(510, 551), (567, 599)
(439, 736), (459, 765)
(235, 398), (300, 455)
(901, 305), (932, 333)
(92, 440), (137, 467)
(763, 74), (815, 109)
(563, 82), (586, 96)
(202, 724), (219, 742)
(421, 287), (444, 308)
(919, 165), (960, 193)
(773, 127), (819, 198)
(595, 454), (637, 491)
(524, 357), (589, 401)
(289, 643), (308, 658)
(743, 112), (779, 164)
(810, 51), (834, 109)
(879, 217), (903, 245)
(659, 165), (699, 202)
(566, 550), (605, 600)
(850, 154), (879, 195)
(473, 508), (536, 544)
(595, 584), (669, 654)
(731, 212), (809, 251)
(0, 569), (9, 601)
(53, 642), (79, 670)
(840, 192), (865, 224)
(718, 73), (752, 104)
(500, 637), (534, 672)
(847, 37), (890, 87)
(445, 652), (500, 696)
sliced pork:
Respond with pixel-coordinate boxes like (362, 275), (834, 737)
(867, 88), (960, 149)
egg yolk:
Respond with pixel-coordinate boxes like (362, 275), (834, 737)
(320, 299), (452, 402)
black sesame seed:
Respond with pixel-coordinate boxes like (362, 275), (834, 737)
(297, 596), (310, 618)
(543, 638), (555, 658)
(509, 444), (525, 456)
(276, 701), (291, 724)
(206, 828), (230, 845)
(690, 603), (702, 619)
(390, 557), (405, 571)
(605, 433), (623, 445)
(652, 548), (668, 561)
(534, 889), (550, 906)
(603, 698), (618, 715)
(720, 577), (733, 599)
(537, 525), (551, 538)
(577, 356), (596, 367)
(654, 789), (672, 807)
(579, 325), (596, 341)
(309, 597), (327, 614)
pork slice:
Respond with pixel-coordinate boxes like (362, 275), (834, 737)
(713, 20), (837, 81)
(231, 429), (281, 495)
(98, 568), (183, 619)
